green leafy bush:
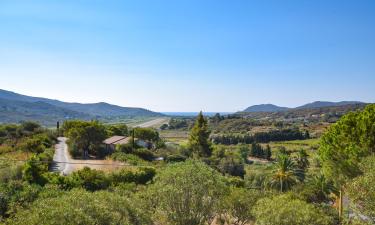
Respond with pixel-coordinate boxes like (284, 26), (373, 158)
(111, 167), (156, 185)
(147, 160), (227, 225)
(253, 194), (335, 225)
(133, 148), (155, 161)
(7, 189), (151, 225)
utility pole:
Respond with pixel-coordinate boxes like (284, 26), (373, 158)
(57, 121), (60, 136)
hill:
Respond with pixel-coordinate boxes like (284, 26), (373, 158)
(0, 98), (93, 125)
(296, 101), (363, 109)
(0, 89), (163, 125)
(243, 101), (365, 112)
(243, 104), (289, 112)
(238, 103), (368, 123)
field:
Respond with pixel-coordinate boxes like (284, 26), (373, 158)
(160, 130), (189, 144)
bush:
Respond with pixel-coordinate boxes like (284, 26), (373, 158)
(7, 189), (151, 225)
(0, 181), (42, 219)
(219, 187), (263, 225)
(133, 148), (155, 161)
(0, 162), (23, 183)
(22, 149), (54, 186)
(111, 152), (149, 166)
(225, 177), (245, 188)
(166, 154), (187, 163)
(70, 167), (110, 191)
(116, 143), (134, 154)
(147, 160), (227, 225)
(111, 167), (156, 185)
(253, 194), (335, 225)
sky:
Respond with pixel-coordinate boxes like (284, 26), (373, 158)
(0, 0), (374, 112)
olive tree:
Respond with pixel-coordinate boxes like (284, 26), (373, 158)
(8, 189), (150, 225)
(253, 194), (335, 225)
(219, 187), (263, 225)
(147, 160), (227, 225)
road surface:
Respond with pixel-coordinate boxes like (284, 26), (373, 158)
(51, 137), (125, 175)
(135, 117), (169, 128)
(51, 118), (168, 174)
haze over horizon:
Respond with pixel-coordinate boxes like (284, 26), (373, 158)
(1, 0), (375, 111)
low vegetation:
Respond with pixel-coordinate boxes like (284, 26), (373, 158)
(0, 104), (374, 224)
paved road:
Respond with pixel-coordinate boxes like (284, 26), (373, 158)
(135, 117), (169, 128)
(51, 137), (125, 175)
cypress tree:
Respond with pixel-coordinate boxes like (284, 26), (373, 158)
(188, 111), (212, 157)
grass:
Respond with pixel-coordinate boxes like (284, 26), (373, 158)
(266, 138), (320, 153)
(160, 130), (189, 144)
(0, 150), (32, 161)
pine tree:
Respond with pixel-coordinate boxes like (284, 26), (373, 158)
(264, 145), (272, 160)
(250, 143), (257, 157)
(188, 112), (212, 157)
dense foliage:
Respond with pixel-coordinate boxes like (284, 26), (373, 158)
(319, 104), (375, 183)
(1, 103), (374, 225)
(188, 112), (212, 157)
(62, 120), (106, 158)
(347, 156), (375, 220)
(8, 189), (151, 225)
(212, 128), (308, 145)
(146, 160), (227, 225)
(253, 194), (335, 225)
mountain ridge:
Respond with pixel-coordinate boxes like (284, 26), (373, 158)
(0, 89), (163, 125)
(243, 104), (289, 112)
(243, 101), (365, 112)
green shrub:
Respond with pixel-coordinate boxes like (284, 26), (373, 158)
(0, 181), (42, 219)
(111, 152), (149, 165)
(147, 160), (227, 225)
(70, 167), (110, 191)
(116, 143), (134, 154)
(165, 154), (186, 163)
(253, 194), (335, 225)
(133, 148), (154, 161)
(110, 167), (156, 185)
(7, 189), (151, 225)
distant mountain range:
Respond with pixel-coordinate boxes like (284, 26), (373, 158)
(0, 89), (163, 126)
(243, 101), (365, 112)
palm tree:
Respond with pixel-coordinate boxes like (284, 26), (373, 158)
(269, 154), (304, 192)
(308, 174), (337, 203)
(295, 149), (310, 170)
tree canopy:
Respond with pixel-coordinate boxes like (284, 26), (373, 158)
(147, 160), (227, 225)
(63, 120), (106, 158)
(8, 189), (150, 225)
(253, 194), (335, 225)
(188, 112), (212, 157)
(319, 104), (375, 183)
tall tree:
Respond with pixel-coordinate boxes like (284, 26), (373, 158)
(264, 145), (272, 160)
(188, 112), (212, 157)
(319, 104), (375, 184)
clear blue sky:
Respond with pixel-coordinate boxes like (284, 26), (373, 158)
(0, 0), (374, 112)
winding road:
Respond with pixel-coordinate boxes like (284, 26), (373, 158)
(51, 137), (125, 175)
(51, 118), (168, 174)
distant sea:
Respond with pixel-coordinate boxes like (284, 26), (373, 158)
(161, 112), (233, 117)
